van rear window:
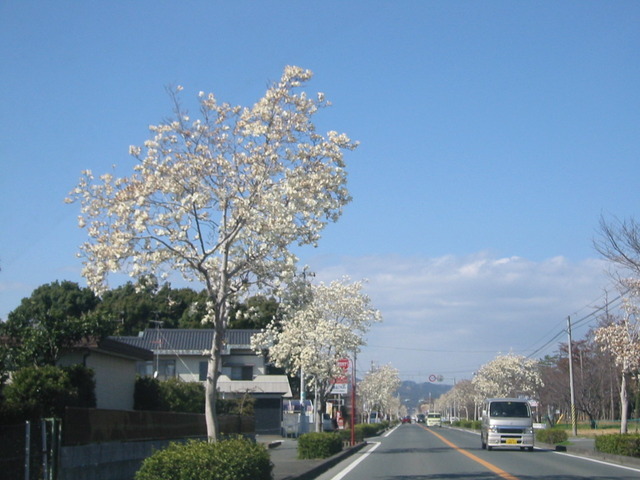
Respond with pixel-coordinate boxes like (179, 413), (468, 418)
(489, 401), (529, 418)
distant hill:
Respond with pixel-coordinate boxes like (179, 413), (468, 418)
(397, 380), (451, 412)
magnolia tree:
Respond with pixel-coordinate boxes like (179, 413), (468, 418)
(358, 364), (401, 422)
(434, 379), (478, 420)
(252, 277), (381, 430)
(67, 66), (356, 440)
(594, 284), (640, 433)
(472, 353), (543, 401)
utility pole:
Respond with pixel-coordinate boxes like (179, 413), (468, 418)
(567, 316), (578, 436)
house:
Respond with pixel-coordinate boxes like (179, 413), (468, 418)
(113, 328), (292, 435)
(57, 337), (153, 411)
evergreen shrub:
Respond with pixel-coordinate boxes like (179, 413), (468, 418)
(536, 428), (568, 444)
(595, 434), (640, 458)
(452, 419), (481, 430)
(298, 432), (343, 459)
(135, 437), (272, 480)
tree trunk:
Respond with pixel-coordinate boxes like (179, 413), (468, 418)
(205, 352), (219, 441)
(620, 372), (628, 434)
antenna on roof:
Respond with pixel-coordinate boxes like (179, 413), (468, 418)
(151, 314), (164, 379)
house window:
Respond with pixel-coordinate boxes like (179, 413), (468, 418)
(157, 360), (176, 380)
(230, 365), (253, 381)
(136, 359), (175, 379)
(199, 361), (208, 382)
(137, 361), (154, 377)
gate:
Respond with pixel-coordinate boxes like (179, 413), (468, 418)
(0, 419), (60, 480)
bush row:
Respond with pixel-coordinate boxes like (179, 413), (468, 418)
(298, 432), (343, 459)
(536, 428), (568, 444)
(340, 421), (390, 442)
(135, 437), (272, 480)
(595, 434), (640, 458)
(451, 419), (481, 430)
(298, 421), (391, 459)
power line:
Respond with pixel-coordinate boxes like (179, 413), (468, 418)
(525, 290), (626, 360)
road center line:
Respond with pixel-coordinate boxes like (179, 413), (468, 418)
(423, 426), (522, 480)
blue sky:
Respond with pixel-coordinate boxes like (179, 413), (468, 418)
(1, 1), (638, 381)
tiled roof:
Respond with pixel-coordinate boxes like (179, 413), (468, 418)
(65, 337), (154, 361)
(112, 329), (260, 354)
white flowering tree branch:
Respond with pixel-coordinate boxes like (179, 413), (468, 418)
(358, 364), (401, 422)
(67, 66), (356, 440)
(471, 353), (543, 402)
(594, 281), (640, 433)
(252, 277), (381, 430)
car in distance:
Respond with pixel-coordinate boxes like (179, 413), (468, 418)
(426, 412), (442, 427)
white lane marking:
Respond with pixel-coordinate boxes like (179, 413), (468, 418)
(329, 442), (381, 480)
(384, 424), (400, 437)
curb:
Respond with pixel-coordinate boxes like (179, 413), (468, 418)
(287, 442), (368, 480)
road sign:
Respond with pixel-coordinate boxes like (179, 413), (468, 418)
(337, 358), (350, 371)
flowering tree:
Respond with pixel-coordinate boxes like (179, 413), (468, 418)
(594, 286), (640, 433)
(472, 353), (543, 401)
(67, 66), (356, 440)
(358, 363), (401, 422)
(252, 277), (381, 430)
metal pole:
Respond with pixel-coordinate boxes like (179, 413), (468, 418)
(350, 352), (356, 445)
(299, 367), (307, 435)
(41, 420), (48, 480)
(567, 316), (578, 436)
(25, 421), (30, 480)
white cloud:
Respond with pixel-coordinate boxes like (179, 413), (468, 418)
(308, 252), (614, 382)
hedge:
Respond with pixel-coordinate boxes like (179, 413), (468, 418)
(451, 419), (481, 430)
(595, 434), (640, 458)
(298, 432), (343, 459)
(135, 438), (272, 480)
(335, 421), (389, 443)
(536, 428), (568, 444)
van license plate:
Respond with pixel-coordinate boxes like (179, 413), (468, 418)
(505, 438), (518, 445)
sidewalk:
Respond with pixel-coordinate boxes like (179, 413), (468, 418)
(256, 435), (366, 480)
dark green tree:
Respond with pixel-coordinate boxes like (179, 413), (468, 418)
(2, 281), (107, 367)
(228, 295), (280, 330)
(97, 279), (209, 334)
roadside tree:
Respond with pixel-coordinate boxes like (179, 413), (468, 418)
(358, 363), (401, 422)
(594, 291), (640, 433)
(252, 277), (381, 430)
(472, 353), (543, 400)
(67, 66), (355, 440)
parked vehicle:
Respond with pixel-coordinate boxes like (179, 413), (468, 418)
(426, 412), (442, 427)
(480, 398), (534, 451)
(322, 413), (335, 432)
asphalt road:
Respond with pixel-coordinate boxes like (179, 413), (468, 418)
(316, 423), (640, 480)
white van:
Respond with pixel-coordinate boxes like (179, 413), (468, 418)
(480, 398), (534, 451)
(426, 412), (441, 427)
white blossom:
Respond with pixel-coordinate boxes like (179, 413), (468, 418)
(67, 66), (356, 440)
(252, 277), (381, 429)
(472, 353), (543, 400)
(358, 364), (400, 421)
